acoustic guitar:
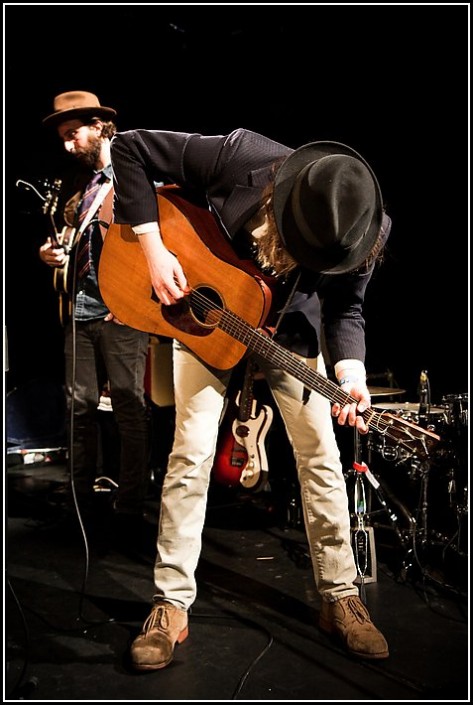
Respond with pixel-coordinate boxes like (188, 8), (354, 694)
(99, 186), (441, 460)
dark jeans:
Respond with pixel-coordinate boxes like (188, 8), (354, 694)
(64, 318), (150, 515)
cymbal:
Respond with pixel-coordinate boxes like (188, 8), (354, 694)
(368, 386), (406, 398)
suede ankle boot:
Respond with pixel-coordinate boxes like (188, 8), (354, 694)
(319, 595), (389, 659)
(131, 600), (189, 671)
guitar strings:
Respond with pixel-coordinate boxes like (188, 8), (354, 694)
(184, 287), (437, 457)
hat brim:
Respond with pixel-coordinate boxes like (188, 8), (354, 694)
(273, 141), (383, 274)
(42, 106), (117, 128)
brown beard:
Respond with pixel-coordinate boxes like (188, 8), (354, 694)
(74, 132), (102, 169)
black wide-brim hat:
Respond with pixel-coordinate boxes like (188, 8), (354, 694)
(42, 90), (117, 128)
(273, 141), (383, 274)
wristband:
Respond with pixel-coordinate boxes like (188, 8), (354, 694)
(339, 376), (362, 387)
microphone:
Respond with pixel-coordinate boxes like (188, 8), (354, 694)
(418, 370), (429, 417)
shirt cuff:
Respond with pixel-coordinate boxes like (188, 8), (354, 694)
(334, 359), (366, 386)
(132, 222), (160, 235)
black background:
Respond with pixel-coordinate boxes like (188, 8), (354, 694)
(4, 4), (469, 406)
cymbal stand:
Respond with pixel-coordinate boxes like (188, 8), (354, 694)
(353, 431), (410, 548)
(415, 457), (430, 545)
(352, 454), (369, 602)
(350, 431), (380, 599)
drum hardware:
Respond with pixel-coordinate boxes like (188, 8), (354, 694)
(367, 433), (413, 467)
(342, 385), (468, 588)
(356, 389), (469, 588)
(347, 431), (414, 552)
(441, 392), (468, 431)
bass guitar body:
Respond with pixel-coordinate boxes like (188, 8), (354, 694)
(213, 393), (273, 492)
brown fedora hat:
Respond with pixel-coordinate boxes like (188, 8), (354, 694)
(42, 90), (117, 128)
(273, 141), (383, 274)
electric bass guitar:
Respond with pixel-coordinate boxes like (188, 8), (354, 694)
(99, 186), (441, 460)
(213, 358), (273, 491)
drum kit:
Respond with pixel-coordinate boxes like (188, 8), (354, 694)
(357, 385), (468, 582)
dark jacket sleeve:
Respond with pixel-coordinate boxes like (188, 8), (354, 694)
(110, 129), (226, 225)
(110, 128), (291, 233)
(321, 212), (392, 365)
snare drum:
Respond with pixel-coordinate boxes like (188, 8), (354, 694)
(372, 402), (447, 432)
(368, 401), (448, 464)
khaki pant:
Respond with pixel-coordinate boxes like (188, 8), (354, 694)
(153, 340), (358, 609)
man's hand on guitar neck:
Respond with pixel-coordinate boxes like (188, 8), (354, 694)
(39, 237), (68, 267)
(331, 380), (371, 435)
(331, 359), (371, 435)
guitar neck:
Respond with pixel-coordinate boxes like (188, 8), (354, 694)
(237, 360), (257, 422)
(212, 309), (439, 456)
(49, 213), (61, 248)
(226, 320), (347, 409)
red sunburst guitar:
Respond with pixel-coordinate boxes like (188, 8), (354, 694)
(98, 185), (441, 460)
(213, 358), (273, 492)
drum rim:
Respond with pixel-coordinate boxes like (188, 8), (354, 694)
(372, 401), (446, 415)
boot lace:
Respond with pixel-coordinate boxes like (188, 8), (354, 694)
(345, 596), (370, 624)
(143, 604), (170, 636)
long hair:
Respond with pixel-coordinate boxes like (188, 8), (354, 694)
(253, 180), (298, 279)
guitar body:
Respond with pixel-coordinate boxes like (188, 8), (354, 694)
(213, 397), (273, 491)
(54, 291), (71, 328)
(99, 187), (274, 370)
(233, 403), (273, 490)
(50, 226), (77, 326)
(52, 225), (76, 294)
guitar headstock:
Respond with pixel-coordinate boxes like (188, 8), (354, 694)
(369, 411), (441, 459)
(42, 178), (62, 216)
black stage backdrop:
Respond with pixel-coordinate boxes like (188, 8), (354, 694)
(4, 4), (469, 408)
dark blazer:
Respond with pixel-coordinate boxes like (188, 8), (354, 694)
(111, 128), (391, 365)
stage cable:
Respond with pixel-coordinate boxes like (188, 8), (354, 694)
(188, 606), (274, 700)
(67, 228), (116, 628)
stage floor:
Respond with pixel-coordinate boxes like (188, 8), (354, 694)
(5, 457), (468, 702)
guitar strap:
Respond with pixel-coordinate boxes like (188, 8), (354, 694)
(241, 271), (302, 398)
(269, 270), (301, 338)
(69, 179), (113, 249)
(97, 186), (114, 240)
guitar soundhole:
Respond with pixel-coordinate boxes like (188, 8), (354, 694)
(189, 286), (223, 328)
